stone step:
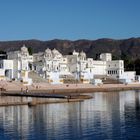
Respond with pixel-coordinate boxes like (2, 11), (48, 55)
(29, 71), (48, 83)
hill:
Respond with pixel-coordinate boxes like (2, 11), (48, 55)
(0, 37), (140, 74)
(0, 38), (140, 60)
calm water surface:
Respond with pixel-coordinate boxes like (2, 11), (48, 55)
(0, 90), (140, 140)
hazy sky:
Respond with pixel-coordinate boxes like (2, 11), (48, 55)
(0, 0), (140, 41)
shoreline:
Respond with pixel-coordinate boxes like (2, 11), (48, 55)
(2, 83), (140, 94)
(0, 82), (140, 107)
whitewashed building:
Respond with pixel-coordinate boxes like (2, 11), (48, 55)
(67, 51), (136, 83)
(100, 53), (136, 82)
(6, 45), (33, 85)
(0, 60), (13, 80)
(33, 48), (71, 84)
(66, 50), (94, 83)
(0, 45), (136, 84)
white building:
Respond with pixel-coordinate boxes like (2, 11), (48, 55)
(100, 53), (135, 82)
(0, 60), (13, 80)
(67, 51), (136, 83)
(6, 45), (33, 85)
(0, 46), (136, 84)
(33, 48), (71, 84)
(87, 59), (106, 75)
(66, 50), (94, 83)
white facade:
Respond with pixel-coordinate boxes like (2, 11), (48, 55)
(100, 53), (112, 61)
(120, 71), (136, 81)
(0, 60), (13, 80)
(88, 60), (106, 75)
(67, 51), (136, 83)
(7, 45), (33, 79)
(91, 79), (103, 85)
(106, 60), (124, 79)
(0, 46), (136, 84)
(33, 48), (71, 84)
(45, 72), (63, 84)
(6, 45), (33, 85)
(66, 51), (94, 83)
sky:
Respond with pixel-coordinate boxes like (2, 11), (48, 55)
(0, 0), (140, 41)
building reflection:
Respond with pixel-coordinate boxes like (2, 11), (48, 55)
(0, 90), (140, 139)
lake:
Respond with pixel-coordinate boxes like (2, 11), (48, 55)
(0, 90), (140, 140)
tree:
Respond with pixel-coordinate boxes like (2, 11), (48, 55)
(134, 59), (140, 75)
(95, 53), (100, 60)
(28, 47), (33, 55)
(0, 50), (6, 54)
(112, 55), (119, 60)
(121, 52), (131, 69)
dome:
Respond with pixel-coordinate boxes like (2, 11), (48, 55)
(45, 48), (52, 54)
(52, 48), (62, 58)
(44, 48), (52, 58)
(52, 48), (59, 54)
(73, 50), (76, 53)
(72, 50), (79, 56)
(21, 45), (28, 52)
(79, 51), (86, 57)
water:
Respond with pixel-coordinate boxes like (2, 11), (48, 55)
(0, 90), (140, 140)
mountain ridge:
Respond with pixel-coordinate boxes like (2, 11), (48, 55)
(0, 37), (140, 60)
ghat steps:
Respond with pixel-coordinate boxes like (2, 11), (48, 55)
(29, 71), (48, 83)
(94, 75), (122, 84)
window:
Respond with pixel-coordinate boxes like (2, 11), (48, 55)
(47, 64), (49, 68)
(0, 63), (3, 68)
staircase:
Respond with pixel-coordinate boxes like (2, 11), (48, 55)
(28, 71), (48, 83)
(102, 77), (121, 84)
(94, 75), (122, 84)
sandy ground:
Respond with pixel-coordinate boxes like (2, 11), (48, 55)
(0, 81), (140, 92)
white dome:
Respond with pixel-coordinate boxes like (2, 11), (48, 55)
(52, 48), (62, 57)
(79, 51), (86, 57)
(52, 48), (59, 54)
(21, 45), (28, 52)
(44, 48), (52, 58)
(45, 48), (52, 54)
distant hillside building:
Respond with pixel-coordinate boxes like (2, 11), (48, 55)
(66, 51), (136, 83)
(0, 45), (136, 84)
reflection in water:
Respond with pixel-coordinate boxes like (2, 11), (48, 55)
(0, 90), (140, 139)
